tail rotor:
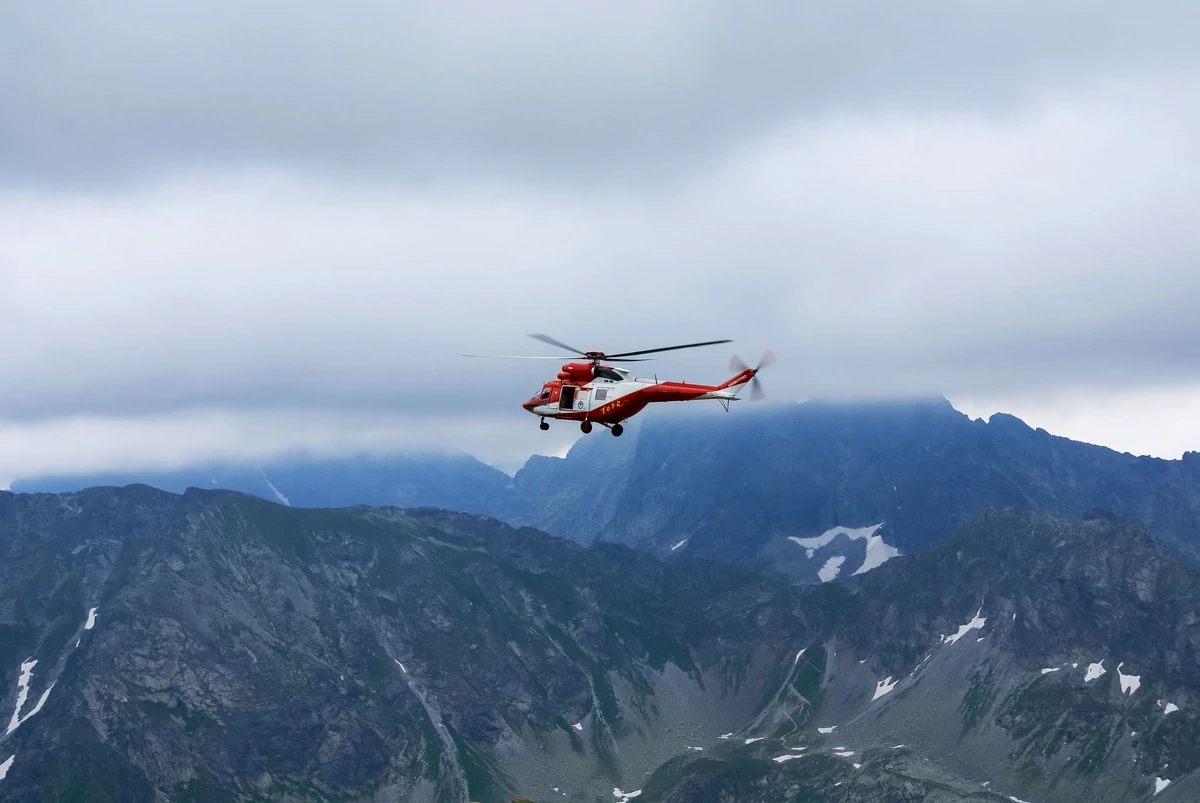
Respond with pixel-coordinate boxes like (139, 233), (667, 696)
(729, 349), (776, 400)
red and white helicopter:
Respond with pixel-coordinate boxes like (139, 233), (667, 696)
(469, 334), (775, 436)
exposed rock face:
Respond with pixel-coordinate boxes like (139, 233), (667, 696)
(1, 487), (1198, 801)
(640, 509), (1200, 803)
(0, 486), (814, 802)
(500, 399), (1200, 574)
(639, 745), (1010, 803)
(802, 508), (1200, 803)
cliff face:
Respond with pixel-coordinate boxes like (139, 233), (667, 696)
(1, 487), (1198, 802)
(502, 401), (1200, 577)
(0, 486), (812, 802)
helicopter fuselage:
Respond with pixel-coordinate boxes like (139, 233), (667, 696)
(522, 362), (756, 425)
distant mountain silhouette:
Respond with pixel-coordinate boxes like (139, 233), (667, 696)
(13, 452), (515, 515)
(15, 399), (1200, 580)
(495, 398), (1200, 578)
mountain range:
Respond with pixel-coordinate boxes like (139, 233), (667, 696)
(1, 487), (1197, 801)
(498, 399), (1200, 576)
(17, 399), (1200, 580)
(6, 399), (1200, 801)
(11, 453), (513, 517)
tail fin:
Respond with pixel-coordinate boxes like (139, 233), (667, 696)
(717, 367), (757, 393)
(721, 350), (775, 398)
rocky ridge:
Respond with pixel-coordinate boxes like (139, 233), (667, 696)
(1, 488), (1197, 801)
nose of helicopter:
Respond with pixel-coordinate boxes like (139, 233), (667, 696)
(522, 397), (537, 412)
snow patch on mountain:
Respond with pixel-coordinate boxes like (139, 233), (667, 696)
(944, 609), (986, 645)
(4, 661), (55, 736)
(0, 754), (13, 781)
(85, 606), (99, 630)
(788, 523), (901, 575)
(1084, 661), (1107, 682)
(7, 660), (36, 735)
(1117, 662), (1141, 695)
(853, 531), (902, 575)
(872, 676), (898, 700)
(261, 473), (291, 506)
(818, 556), (845, 582)
(7, 662), (54, 737)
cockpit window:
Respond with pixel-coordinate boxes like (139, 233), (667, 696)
(540, 388), (551, 400)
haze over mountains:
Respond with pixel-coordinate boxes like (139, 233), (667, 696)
(12, 453), (512, 520)
(18, 399), (1200, 581)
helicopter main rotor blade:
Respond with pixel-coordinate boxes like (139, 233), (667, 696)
(461, 354), (570, 360)
(605, 339), (732, 359)
(526, 333), (588, 356)
(462, 354), (650, 362)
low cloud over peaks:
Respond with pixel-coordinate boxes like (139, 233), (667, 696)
(2, 2), (1198, 478)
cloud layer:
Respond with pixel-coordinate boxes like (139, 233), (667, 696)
(2, 2), (1198, 480)
(4, 2), (1198, 186)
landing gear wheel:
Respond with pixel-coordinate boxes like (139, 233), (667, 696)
(539, 419), (549, 431)
(580, 421), (593, 434)
(611, 423), (624, 437)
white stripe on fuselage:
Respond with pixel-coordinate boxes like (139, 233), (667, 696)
(530, 375), (744, 417)
(532, 377), (654, 417)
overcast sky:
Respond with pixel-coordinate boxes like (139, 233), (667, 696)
(3, 1), (1199, 484)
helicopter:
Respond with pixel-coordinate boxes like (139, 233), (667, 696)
(467, 334), (775, 436)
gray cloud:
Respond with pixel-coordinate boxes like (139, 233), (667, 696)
(2, 2), (1198, 187)
(4, 79), (1198, 418)
(1, 2), (1199, 479)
